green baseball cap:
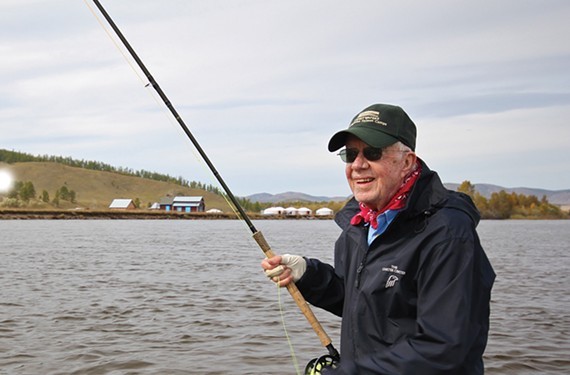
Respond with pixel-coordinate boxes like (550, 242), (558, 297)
(328, 103), (417, 152)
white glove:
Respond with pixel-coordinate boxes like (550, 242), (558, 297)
(281, 254), (307, 282)
(264, 254), (307, 282)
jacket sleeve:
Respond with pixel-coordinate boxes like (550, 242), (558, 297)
(332, 235), (493, 375)
(296, 257), (345, 317)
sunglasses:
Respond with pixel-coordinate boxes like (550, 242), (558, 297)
(338, 147), (383, 163)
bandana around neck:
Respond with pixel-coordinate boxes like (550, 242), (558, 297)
(350, 160), (422, 229)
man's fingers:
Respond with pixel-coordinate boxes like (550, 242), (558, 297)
(265, 265), (285, 278)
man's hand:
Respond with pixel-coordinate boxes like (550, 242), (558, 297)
(261, 254), (307, 287)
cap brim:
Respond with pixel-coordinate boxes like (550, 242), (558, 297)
(328, 127), (399, 152)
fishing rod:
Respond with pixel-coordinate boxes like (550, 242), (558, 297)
(90, 0), (339, 364)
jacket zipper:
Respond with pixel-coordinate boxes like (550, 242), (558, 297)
(355, 246), (370, 289)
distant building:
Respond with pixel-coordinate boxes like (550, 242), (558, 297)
(285, 207), (298, 216)
(172, 196), (205, 213)
(297, 207), (312, 216)
(263, 206), (285, 215)
(149, 202), (160, 210)
(283, 207), (313, 216)
(109, 199), (136, 210)
(159, 196), (174, 211)
(316, 207), (334, 216)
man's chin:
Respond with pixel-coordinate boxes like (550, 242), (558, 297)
(353, 195), (375, 208)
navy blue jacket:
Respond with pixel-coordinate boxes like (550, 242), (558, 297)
(297, 161), (495, 374)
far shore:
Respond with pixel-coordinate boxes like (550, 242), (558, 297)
(2, 209), (566, 221)
(0, 209), (334, 220)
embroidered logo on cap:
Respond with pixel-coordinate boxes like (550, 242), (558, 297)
(350, 110), (388, 127)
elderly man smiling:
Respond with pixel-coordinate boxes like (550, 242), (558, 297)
(262, 103), (495, 375)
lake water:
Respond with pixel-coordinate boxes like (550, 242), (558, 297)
(0, 219), (569, 374)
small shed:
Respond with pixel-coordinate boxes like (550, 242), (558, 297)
(159, 196), (174, 211)
(316, 207), (334, 216)
(109, 199), (136, 210)
(172, 196), (205, 213)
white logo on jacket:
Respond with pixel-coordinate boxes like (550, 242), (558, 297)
(382, 265), (406, 275)
(385, 275), (399, 288)
(382, 265), (406, 288)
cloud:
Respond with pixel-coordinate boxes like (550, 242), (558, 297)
(418, 104), (570, 188)
(1, 0), (569, 196)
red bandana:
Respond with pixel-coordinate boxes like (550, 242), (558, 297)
(350, 160), (422, 229)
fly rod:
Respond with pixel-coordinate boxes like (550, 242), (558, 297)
(91, 0), (339, 362)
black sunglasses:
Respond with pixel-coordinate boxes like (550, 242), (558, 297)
(338, 147), (383, 163)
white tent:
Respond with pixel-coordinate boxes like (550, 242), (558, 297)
(316, 207), (334, 216)
(285, 207), (298, 216)
(297, 207), (312, 216)
(263, 206), (285, 215)
(206, 208), (223, 214)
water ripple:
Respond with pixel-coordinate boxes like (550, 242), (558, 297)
(1, 220), (568, 374)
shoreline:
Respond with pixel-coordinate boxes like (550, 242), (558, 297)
(0, 209), (333, 220)
(1, 209), (565, 221)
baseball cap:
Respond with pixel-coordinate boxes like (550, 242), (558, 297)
(328, 103), (417, 152)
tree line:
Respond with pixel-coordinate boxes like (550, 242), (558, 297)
(0, 149), (224, 196)
(457, 181), (567, 219)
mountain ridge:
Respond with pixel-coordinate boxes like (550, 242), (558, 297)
(246, 185), (570, 205)
(246, 191), (349, 203)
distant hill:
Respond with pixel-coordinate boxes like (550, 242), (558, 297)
(246, 191), (349, 204)
(2, 149), (568, 210)
(1, 161), (233, 211)
(247, 185), (570, 205)
(443, 183), (570, 205)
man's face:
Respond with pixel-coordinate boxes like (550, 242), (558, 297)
(344, 136), (416, 211)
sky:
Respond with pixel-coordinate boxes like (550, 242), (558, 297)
(1, 0), (569, 197)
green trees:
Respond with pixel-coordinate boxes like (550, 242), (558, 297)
(1, 180), (36, 207)
(0, 180), (77, 208)
(56, 186), (76, 203)
(52, 185), (77, 206)
(6, 181), (36, 202)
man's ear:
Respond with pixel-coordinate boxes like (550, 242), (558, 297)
(403, 152), (417, 173)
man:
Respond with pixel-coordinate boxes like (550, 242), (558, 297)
(261, 103), (495, 374)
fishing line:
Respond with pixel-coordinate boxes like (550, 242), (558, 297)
(86, 0), (340, 368)
(276, 276), (302, 375)
(83, 0), (246, 225)
(83, 0), (145, 85)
